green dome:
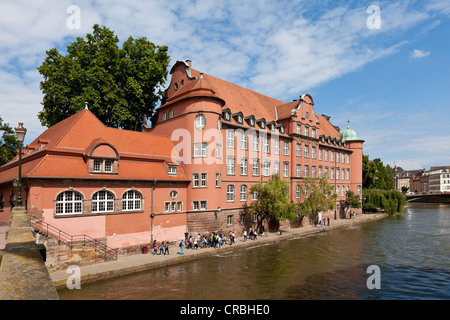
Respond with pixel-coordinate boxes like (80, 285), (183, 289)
(341, 120), (358, 142)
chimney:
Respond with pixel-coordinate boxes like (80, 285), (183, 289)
(186, 60), (192, 68)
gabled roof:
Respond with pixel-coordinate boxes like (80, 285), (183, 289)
(0, 110), (189, 184)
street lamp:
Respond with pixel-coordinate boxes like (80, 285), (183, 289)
(14, 123), (27, 207)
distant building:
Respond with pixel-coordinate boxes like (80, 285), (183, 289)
(428, 166), (450, 193)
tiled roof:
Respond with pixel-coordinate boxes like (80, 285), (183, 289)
(0, 110), (189, 183)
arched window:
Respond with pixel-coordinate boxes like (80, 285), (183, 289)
(122, 190), (142, 211)
(56, 191), (83, 215)
(240, 185), (247, 201)
(92, 190), (114, 213)
(226, 185), (235, 202)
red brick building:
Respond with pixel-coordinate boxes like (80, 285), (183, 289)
(0, 60), (363, 252)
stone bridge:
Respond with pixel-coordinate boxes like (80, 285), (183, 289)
(405, 193), (450, 204)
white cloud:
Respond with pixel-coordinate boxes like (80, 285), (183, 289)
(410, 49), (431, 58)
(0, 0), (445, 148)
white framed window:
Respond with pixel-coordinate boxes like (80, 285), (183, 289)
(304, 126), (309, 137)
(165, 202), (170, 212)
(200, 200), (207, 210)
(240, 214), (246, 224)
(319, 148), (323, 161)
(311, 146), (316, 159)
(357, 185), (361, 196)
(331, 167), (334, 180)
(325, 150), (329, 162)
(263, 161), (270, 176)
(93, 159), (101, 172)
(104, 160), (112, 172)
(227, 156), (235, 175)
(56, 191), (83, 215)
(264, 137), (270, 153)
(296, 124), (301, 134)
(252, 134), (259, 151)
(296, 143), (301, 157)
(240, 133), (247, 150)
(168, 165), (177, 175)
(274, 139), (280, 155)
(169, 110), (174, 118)
(283, 162), (289, 177)
(336, 185), (340, 196)
(92, 190), (114, 213)
(347, 169), (350, 180)
(227, 215), (233, 225)
(252, 190), (258, 201)
(240, 185), (248, 201)
(347, 154), (350, 164)
(312, 166), (316, 178)
(193, 142), (207, 157)
(319, 166), (323, 178)
(296, 185), (301, 199)
(215, 143), (222, 158)
(311, 128), (316, 138)
(122, 190), (141, 211)
(193, 173), (199, 187)
(240, 158), (248, 175)
(284, 142), (289, 155)
(215, 173), (221, 187)
(342, 168), (345, 180)
(304, 145), (309, 158)
(201, 173), (207, 187)
(304, 165), (309, 178)
(296, 164), (301, 177)
(227, 185), (235, 202)
(227, 130), (235, 148)
(336, 168), (340, 180)
(161, 112), (167, 121)
(252, 159), (259, 176)
(196, 114), (206, 130)
(274, 161), (280, 175)
(193, 201), (199, 210)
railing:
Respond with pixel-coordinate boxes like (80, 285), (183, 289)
(30, 215), (118, 261)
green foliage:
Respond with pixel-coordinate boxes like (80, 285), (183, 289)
(249, 175), (297, 231)
(362, 189), (406, 215)
(342, 190), (361, 215)
(0, 116), (19, 165)
(362, 155), (395, 190)
(297, 177), (336, 223)
(37, 24), (170, 131)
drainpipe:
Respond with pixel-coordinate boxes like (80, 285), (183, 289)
(150, 179), (157, 244)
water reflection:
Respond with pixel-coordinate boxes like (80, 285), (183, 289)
(58, 203), (450, 300)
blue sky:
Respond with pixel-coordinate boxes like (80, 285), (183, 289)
(0, 0), (449, 170)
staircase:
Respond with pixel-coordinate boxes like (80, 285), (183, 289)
(30, 215), (118, 261)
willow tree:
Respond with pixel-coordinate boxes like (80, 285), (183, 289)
(249, 175), (297, 233)
(37, 24), (170, 131)
(297, 177), (336, 224)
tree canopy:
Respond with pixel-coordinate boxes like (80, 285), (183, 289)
(362, 155), (395, 190)
(249, 175), (297, 232)
(37, 24), (170, 131)
(297, 177), (336, 224)
(0, 116), (19, 166)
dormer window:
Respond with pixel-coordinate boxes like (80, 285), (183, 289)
(88, 142), (119, 175)
(162, 112), (167, 121)
(169, 110), (174, 118)
(168, 165), (178, 175)
(223, 110), (231, 121)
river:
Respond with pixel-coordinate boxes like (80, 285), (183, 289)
(58, 203), (450, 300)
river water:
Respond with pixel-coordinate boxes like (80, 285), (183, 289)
(58, 203), (450, 300)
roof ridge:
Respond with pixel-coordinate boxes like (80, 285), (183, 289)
(51, 109), (98, 148)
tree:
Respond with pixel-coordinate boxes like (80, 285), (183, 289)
(37, 24), (170, 131)
(0, 116), (19, 166)
(342, 190), (361, 218)
(249, 175), (297, 233)
(297, 177), (336, 225)
(363, 155), (395, 190)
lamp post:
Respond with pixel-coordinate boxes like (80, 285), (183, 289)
(14, 123), (27, 207)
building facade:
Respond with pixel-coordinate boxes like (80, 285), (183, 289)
(0, 60), (364, 252)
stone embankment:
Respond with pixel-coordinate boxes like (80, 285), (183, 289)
(51, 213), (387, 291)
(0, 207), (59, 300)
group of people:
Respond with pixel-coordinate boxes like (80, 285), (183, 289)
(315, 217), (331, 227)
(179, 231), (237, 254)
(243, 227), (262, 241)
(151, 240), (170, 255)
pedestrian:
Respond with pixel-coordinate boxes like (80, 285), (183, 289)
(243, 229), (247, 241)
(279, 225), (283, 235)
(152, 241), (158, 255)
(159, 243), (164, 255)
(179, 239), (184, 255)
(164, 242), (169, 255)
(194, 238), (198, 249)
(327, 217), (330, 226)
